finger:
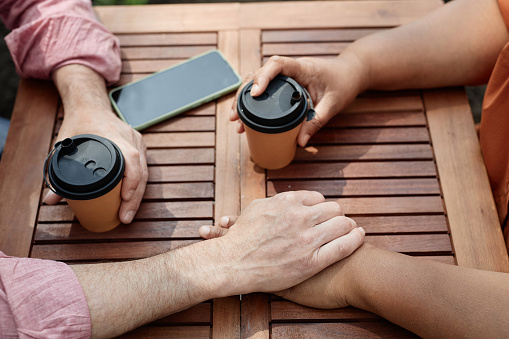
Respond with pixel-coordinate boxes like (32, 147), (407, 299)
(120, 141), (148, 224)
(218, 215), (238, 228)
(232, 71), (256, 120)
(236, 120), (245, 134)
(298, 94), (339, 147)
(305, 216), (356, 248)
(230, 109), (239, 122)
(314, 226), (365, 271)
(199, 225), (230, 239)
(251, 56), (302, 96)
(43, 191), (63, 205)
(304, 201), (345, 226)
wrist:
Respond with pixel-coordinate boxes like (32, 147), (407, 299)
(339, 244), (378, 310)
(336, 48), (371, 94)
(52, 64), (112, 114)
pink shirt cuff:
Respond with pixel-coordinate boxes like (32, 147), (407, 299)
(0, 252), (91, 338)
(1, 0), (121, 85)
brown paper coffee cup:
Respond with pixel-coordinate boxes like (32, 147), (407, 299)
(67, 179), (123, 232)
(237, 75), (311, 170)
(45, 134), (126, 232)
(244, 122), (303, 170)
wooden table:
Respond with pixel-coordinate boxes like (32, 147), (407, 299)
(1, 1), (508, 337)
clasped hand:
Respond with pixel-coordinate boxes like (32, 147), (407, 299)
(202, 191), (365, 296)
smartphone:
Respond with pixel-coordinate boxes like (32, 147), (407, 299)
(109, 49), (242, 130)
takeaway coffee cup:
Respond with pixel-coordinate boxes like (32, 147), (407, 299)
(44, 134), (125, 232)
(237, 75), (313, 169)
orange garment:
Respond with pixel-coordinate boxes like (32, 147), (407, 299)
(481, 1), (509, 246)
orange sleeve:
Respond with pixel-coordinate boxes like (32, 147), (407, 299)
(498, 0), (509, 29)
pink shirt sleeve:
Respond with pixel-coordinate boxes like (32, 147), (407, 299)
(0, 252), (91, 338)
(0, 0), (121, 85)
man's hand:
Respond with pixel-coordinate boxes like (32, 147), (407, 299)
(209, 191), (365, 295)
(231, 54), (368, 147)
(45, 64), (148, 224)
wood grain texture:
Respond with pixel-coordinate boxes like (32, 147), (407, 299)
(267, 161), (437, 179)
(267, 178), (441, 196)
(95, 3), (240, 33)
(240, 0), (443, 29)
(118, 325), (210, 338)
(424, 89), (509, 272)
(262, 28), (384, 43)
(31, 240), (199, 261)
(34, 220), (208, 242)
(271, 322), (418, 338)
(0, 79), (59, 257)
(239, 29), (270, 339)
(213, 30), (242, 339)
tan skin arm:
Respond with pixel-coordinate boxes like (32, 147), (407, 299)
(71, 191), (365, 338)
(47, 64), (148, 224)
(277, 244), (509, 338)
(231, 0), (509, 146)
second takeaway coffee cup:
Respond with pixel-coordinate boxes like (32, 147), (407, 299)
(44, 134), (125, 232)
(237, 75), (314, 169)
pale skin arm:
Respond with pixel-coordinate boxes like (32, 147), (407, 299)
(45, 64), (148, 224)
(276, 244), (509, 338)
(231, 0), (509, 146)
(71, 191), (365, 338)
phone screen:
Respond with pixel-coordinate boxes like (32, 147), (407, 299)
(109, 50), (242, 130)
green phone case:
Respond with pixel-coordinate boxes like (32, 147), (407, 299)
(109, 49), (242, 131)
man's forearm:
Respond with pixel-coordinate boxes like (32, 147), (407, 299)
(52, 64), (112, 117)
(345, 0), (509, 91)
(347, 245), (509, 337)
(71, 239), (231, 339)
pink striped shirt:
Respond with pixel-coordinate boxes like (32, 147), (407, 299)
(0, 0), (121, 85)
(0, 252), (90, 338)
(0, 0), (123, 336)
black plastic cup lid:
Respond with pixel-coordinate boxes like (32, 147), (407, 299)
(46, 134), (125, 200)
(237, 75), (308, 134)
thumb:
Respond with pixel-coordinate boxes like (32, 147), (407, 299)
(298, 95), (339, 147)
(44, 190), (63, 205)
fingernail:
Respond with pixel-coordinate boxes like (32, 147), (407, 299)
(251, 84), (259, 95)
(220, 216), (229, 226)
(358, 227), (366, 236)
(230, 109), (235, 120)
(301, 134), (310, 147)
(201, 226), (210, 236)
(43, 191), (51, 203)
(124, 211), (134, 223)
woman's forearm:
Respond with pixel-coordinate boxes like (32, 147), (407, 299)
(346, 0), (509, 91)
(347, 245), (509, 338)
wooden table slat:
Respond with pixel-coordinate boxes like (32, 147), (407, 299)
(143, 132), (215, 148)
(267, 161), (438, 179)
(121, 45), (216, 60)
(268, 178), (440, 197)
(262, 28), (385, 43)
(295, 144), (433, 161)
(337, 196), (444, 215)
(34, 220), (208, 242)
(118, 325), (210, 338)
(147, 165), (214, 183)
(271, 322), (418, 338)
(31, 240), (200, 261)
(116, 32), (217, 47)
(38, 201), (213, 222)
(309, 127), (430, 144)
(146, 148), (215, 165)
(262, 41), (349, 56)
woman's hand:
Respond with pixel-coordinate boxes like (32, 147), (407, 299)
(231, 53), (367, 147)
